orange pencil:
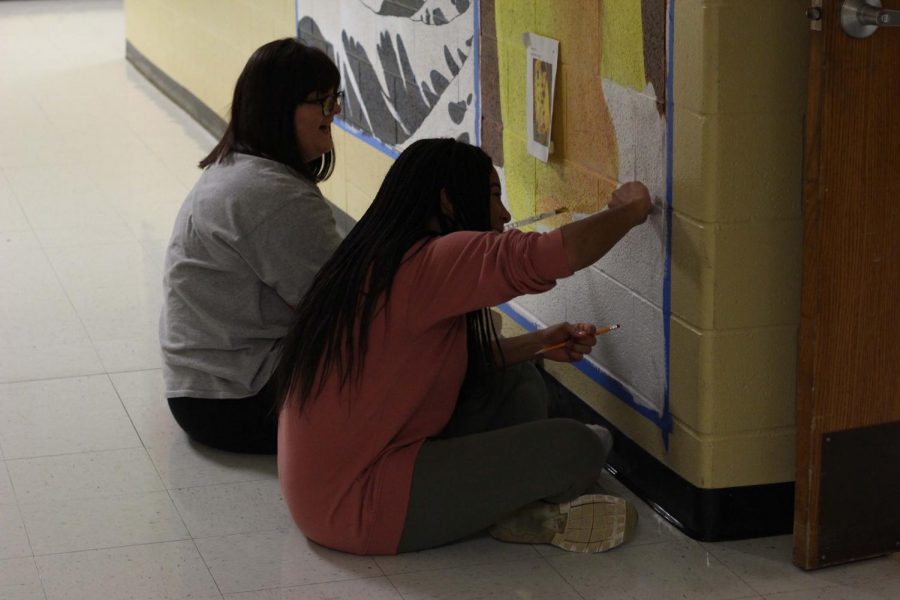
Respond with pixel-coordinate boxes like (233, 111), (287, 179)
(535, 324), (620, 356)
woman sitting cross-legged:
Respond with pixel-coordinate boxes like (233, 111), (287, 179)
(275, 138), (654, 555)
(159, 39), (345, 454)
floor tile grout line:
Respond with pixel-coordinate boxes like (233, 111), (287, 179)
(29, 536), (201, 561)
(188, 535), (226, 599)
(0, 444), (145, 463)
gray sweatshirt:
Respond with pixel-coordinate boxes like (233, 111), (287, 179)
(159, 153), (343, 399)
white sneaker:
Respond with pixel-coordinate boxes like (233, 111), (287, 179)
(489, 494), (638, 553)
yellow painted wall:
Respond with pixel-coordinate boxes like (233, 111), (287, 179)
(124, 0), (809, 490)
(122, 0), (392, 218)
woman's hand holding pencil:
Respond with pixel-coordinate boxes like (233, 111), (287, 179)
(534, 323), (620, 362)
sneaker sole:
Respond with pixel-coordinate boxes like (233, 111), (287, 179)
(489, 494), (638, 553)
(550, 494), (637, 553)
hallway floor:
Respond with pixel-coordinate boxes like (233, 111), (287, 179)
(0, 1), (898, 598)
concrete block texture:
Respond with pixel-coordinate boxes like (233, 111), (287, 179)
(670, 318), (798, 435)
(673, 0), (808, 117)
(673, 108), (803, 224)
(671, 213), (802, 330)
(541, 353), (796, 489)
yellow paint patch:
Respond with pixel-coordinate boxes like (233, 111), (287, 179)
(600, 1), (646, 91)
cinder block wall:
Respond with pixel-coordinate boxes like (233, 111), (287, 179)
(124, 0), (808, 491)
(667, 0), (807, 487)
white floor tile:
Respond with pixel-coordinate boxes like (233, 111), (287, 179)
(223, 577), (403, 599)
(546, 539), (759, 600)
(0, 557), (45, 600)
(22, 490), (189, 555)
(812, 554), (900, 587)
(94, 336), (164, 373)
(43, 242), (163, 305)
(0, 462), (13, 501)
(147, 441), (277, 490)
(0, 341), (105, 383)
(0, 500), (31, 559)
(387, 558), (583, 600)
(33, 222), (137, 248)
(374, 535), (541, 575)
(4, 163), (104, 205)
(36, 540), (221, 600)
(0, 278), (89, 349)
(195, 528), (382, 594)
(702, 535), (856, 596)
(6, 447), (163, 502)
(0, 375), (140, 458)
(170, 479), (293, 539)
(0, 197), (30, 232)
(0, 229), (42, 254)
(109, 369), (186, 448)
(762, 577), (900, 600)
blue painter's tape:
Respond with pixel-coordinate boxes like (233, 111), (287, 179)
(334, 119), (400, 159)
(497, 303), (671, 432)
(473, 0), (481, 147)
(661, 0), (676, 450)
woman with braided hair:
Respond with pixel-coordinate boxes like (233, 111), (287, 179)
(276, 138), (653, 554)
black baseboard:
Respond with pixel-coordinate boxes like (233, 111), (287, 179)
(542, 368), (795, 542)
(125, 41), (227, 139)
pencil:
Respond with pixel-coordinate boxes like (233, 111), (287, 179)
(535, 324), (620, 355)
(504, 207), (568, 230)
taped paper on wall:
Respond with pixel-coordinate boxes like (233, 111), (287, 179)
(523, 32), (558, 162)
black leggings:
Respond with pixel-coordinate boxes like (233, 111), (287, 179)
(167, 377), (278, 454)
(397, 362), (607, 552)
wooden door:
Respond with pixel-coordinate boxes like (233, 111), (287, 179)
(794, 0), (900, 570)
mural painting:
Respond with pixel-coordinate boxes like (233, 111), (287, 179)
(489, 0), (673, 435)
(296, 0), (479, 156)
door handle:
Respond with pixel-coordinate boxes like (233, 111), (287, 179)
(841, 0), (900, 38)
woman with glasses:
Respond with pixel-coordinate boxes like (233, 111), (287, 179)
(160, 38), (345, 453)
(275, 138), (653, 555)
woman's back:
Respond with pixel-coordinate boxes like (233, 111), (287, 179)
(161, 153), (341, 399)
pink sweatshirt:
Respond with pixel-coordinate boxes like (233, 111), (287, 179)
(277, 229), (572, 555)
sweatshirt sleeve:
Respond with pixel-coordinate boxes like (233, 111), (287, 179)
(405, 228), (573, 327)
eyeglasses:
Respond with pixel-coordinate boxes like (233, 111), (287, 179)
(302, 91), (344, 117)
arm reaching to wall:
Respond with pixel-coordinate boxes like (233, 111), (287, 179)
(491, 183), (652, 366)
(561, 181), (654, 272)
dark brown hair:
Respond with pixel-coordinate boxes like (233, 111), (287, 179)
(200, 38), (340, 182)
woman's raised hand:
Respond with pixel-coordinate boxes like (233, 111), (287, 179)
(560, 179), (655, 272)
(609, 181), (653, 223)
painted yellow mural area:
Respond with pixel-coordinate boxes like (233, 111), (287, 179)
(493, 0), (670, 434)
(600, 1), (647, 92)
(493, 0), (661, 227)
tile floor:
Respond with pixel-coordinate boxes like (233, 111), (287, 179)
(0, 1), (898, 599)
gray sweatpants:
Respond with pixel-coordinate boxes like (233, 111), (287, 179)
(397, 362), (608, 553)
